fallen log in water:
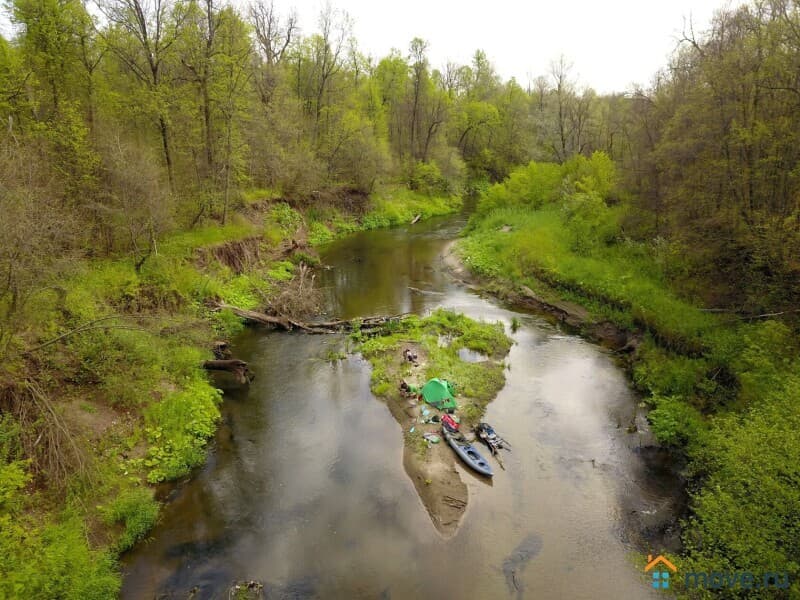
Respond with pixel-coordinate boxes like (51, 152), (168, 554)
(211, 302), (411, 334)
(202, 359), (254, 384)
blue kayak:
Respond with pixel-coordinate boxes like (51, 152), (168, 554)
(442, 427), (494, 477)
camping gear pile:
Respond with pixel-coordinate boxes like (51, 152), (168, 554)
(402, 356), (510, 478)
(474, 422), (511, 456)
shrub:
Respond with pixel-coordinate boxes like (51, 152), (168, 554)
(144, 380), (222, 483)
(103, 487), (159, 552)
(408, 161), (451, 196)
(647, 395), (705, 447)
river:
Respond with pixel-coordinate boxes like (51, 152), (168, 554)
(121, 214), (682, 599)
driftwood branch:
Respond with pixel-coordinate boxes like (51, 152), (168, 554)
(24, 317), (149, 354)
(212, 302), (411, 334)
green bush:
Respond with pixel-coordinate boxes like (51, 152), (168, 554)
(144, 379), (222, 483)
(308, 221), (335, 246)
(408, 161), (451, 196)
(647, 395), (705, 447)
(0, 512), (121, 600)
(103, 487), (160, 552)
(562, 151), (618, 200)
(475, 160), (562, 215)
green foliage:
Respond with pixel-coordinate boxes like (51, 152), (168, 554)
(408, 161), (451, 195)
(289, 251), (321, 267)
(362, 185), (462, 229)
(633, 339), (713, 399)
(102, 487), (159, 552)
(683, 375), (800, 594)
(475, 161), (562, 215)
(266, 260), (295, 282)
(308, 221), (335, 246)
(160, 220), (255, 259)
(460, 204), (719, 352)
(32, 103), (100, 200)
(144, 379), (222, 483)
(0, 460), (29, 514)
(0, 511), (121, 600)
(239, 187), (280, 204)
(0, 415), (22, 464)
(561, 191), (620, 254)
(211, 308), (246, 337)
(425, 309), (511, 357)
(731, 320), (797, 406)
(217, 273), (269, 309)
(464, 154), (800, 593)
(562, 151), (618, 200)
(265, 203), (303, 239)
(647, 395), (706, 448)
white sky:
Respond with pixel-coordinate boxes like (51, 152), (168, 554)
(290, 0), (740, 93)
(0, 0), (741, 94)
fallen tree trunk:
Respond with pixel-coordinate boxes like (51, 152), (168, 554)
(203, 359), (253, 384)
(211, 302), (410, 334)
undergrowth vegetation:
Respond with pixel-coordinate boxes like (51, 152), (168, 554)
(460, 153), (800, 596)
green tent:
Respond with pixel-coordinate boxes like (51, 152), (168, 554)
(421, 378), (457, 411)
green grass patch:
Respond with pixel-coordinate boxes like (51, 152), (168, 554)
(360, 185), (462, 230)
(102, 486), (160, 552)
(358, 309), (511, 425)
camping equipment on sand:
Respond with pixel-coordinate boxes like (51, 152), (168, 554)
(441, 413), (459, 433)
(421, 378), (457, 411)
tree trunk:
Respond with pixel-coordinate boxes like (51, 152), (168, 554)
(159, 115), (175, 191)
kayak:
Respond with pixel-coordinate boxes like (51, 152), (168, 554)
(442, 427), (493, 477)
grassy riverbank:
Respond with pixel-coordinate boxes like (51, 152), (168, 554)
(459, 156), (800, 596)
(0, 186), (460, 598)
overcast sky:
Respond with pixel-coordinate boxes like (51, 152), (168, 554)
(0, 0), (740, 93)
(290, 0), (739, 93)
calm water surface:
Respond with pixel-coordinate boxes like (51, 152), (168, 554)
(121, 216), (679, 599)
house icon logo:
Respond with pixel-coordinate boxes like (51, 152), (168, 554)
(645, 554), (678, 590)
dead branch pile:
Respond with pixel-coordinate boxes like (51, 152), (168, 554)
(267, 263), (322, 319)
(0, 381), (91, 487)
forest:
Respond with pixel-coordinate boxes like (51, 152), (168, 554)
(0, 0), (799, 596)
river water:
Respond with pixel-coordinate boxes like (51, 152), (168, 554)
(121, 215), (681, 599)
